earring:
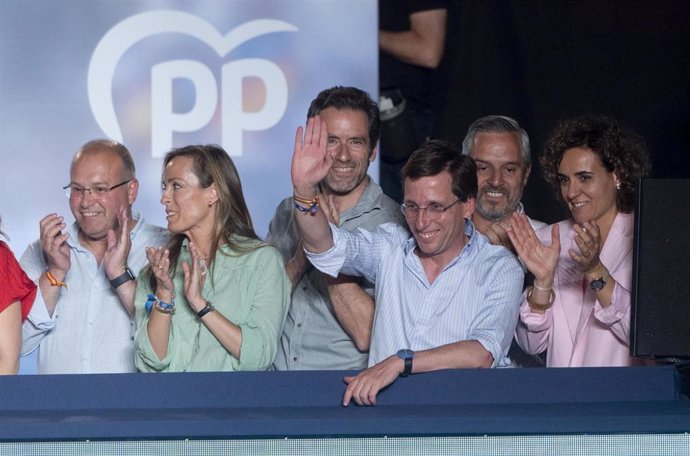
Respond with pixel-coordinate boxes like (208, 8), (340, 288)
(616, 182), (621, 190)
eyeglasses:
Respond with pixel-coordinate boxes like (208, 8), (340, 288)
(63, 180), (131, 198)
(400, 199), (461, 219)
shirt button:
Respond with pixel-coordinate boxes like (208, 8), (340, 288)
(293, 357), (298, 362)
(297, 323), (302, 328)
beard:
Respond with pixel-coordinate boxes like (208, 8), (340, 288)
(475, 186), (520, 222)
(321, 165), (368, 196)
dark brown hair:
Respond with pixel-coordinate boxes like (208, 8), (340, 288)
(541, 115), (651, 213)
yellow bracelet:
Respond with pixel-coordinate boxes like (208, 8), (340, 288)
(46, 271), (67, 289)
(527, 285), (554, 312)
(293, 194), (320, 215)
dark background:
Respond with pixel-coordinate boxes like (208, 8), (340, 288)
(431, 0), (690, 224)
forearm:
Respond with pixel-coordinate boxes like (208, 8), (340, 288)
(146, 310), (172, 360)
(38, 272), (63, 317)
(326, 276), (374, 352)
(292, 190), (334, 254)
(112, 280), (136, 318)
(0, 302), (21, 374)
(379, 9), (447, 68)
(285, 252), (309, 290)
(413, 340), (494, 373)
(199, 311), (243, 358)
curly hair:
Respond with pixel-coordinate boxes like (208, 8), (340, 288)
(540, 115), (651, 213)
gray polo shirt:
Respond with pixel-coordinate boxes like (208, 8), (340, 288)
(268, 178), (404, 370)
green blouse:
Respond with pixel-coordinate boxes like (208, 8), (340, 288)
(134, 238), (290, 372)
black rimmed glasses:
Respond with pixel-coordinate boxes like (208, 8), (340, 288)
(400, 199), (461, 219)
(63, 180), (131, 198)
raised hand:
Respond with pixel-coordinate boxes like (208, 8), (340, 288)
(291, 115), (332, 196)
(505, 212), (560, 287)
(181, 241), (207, 313)
(103, 206), (132, 280)
(570, 220), (603, 274)
(39, 213), (71, 277)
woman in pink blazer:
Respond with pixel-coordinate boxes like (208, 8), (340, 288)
(506, 116), (650, 367)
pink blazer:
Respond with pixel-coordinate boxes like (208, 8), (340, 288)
(515, 212), (634, 367)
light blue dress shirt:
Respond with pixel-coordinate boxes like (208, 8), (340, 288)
(20, 212), (168, 373)
(307, 220), (524, 368)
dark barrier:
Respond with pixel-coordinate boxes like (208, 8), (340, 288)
(0, 366), (688, 441)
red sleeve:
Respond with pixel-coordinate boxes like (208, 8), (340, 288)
(0, 241), (37, 320)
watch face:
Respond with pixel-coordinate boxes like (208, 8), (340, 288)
(396, 349), (414, 360)
(590, 278), (606, 291)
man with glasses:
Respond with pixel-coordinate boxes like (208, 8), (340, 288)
(20, 139), (168, 373)
(291, 125), (523, 406)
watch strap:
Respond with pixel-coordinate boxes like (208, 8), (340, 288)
(197, 301), (216, 319)
(397, 349), (414, 377)
(109, 266), (135, 289)
(402, 356), (413, 377)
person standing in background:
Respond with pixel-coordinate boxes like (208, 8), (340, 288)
(379, 0), (448, 203)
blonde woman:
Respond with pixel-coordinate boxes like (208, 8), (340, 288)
(134, 145), (289, 372)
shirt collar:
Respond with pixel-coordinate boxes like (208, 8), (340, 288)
(338, 177), (381, 223)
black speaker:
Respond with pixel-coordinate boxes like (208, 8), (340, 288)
(631, 178), (690, 360)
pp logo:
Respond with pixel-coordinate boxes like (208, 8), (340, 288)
(88, 11), (297, 156)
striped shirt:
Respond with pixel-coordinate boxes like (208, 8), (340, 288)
(307, 220), (524, 368)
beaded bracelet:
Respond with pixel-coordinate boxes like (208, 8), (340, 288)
(145, 293), (175, 314)
(293, 194), (320, 215)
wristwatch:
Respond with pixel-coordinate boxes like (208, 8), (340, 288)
(396, 349), (414, 377)
(109, 266), (135, 289)
(588, 270), (610, 292)
(197, 301), (216, 319)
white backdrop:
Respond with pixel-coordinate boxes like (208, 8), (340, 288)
(0, 0), (378, 373)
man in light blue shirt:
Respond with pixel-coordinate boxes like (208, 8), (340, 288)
(291, 123), (524, 406)
(21, 140), (168, 373)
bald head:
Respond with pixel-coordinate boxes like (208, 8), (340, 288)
(72, 139), (135, 181)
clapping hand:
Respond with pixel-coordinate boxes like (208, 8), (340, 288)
(181, 241), (208, 313)
(570, 221), (603, 275)
(103, 206), (132, 281)
(505, 212), (560, 287)
(145, 246), (174, 300)
(39, 213), (71, 276)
